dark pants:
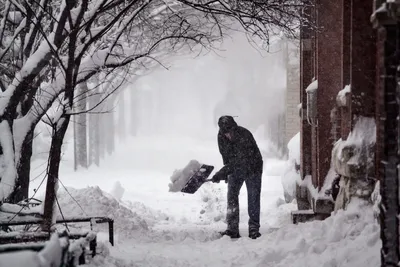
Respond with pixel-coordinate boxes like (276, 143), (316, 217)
(226, 171), (262, 234)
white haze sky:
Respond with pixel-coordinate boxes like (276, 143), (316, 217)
(32, 32), (288, 163)
(121, 33), (287, 141)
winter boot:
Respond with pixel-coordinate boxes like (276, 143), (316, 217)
(249, 231), (261, 239)
(219, 230), (241, 239)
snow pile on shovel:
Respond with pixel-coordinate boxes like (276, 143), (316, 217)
(168, 160), (202, 192)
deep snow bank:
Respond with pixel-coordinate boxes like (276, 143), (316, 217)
(281, 132), (300, 202)
(257, 198), (380, 267)
(92, 199), (380, 267)
(56, 186), (168, 239)
(52, 176), (380, 267)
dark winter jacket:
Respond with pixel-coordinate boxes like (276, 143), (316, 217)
(217, 116), (263, 178)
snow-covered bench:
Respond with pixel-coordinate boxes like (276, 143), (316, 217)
(0, 215), (114, 246)
(0, 234), (68, 267)
(0, 231), (98, 267)
(0, 199), (114, 265)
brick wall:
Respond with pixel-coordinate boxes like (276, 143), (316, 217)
(315, 0), (343, 189)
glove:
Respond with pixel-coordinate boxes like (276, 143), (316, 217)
(211, 165), (233, 183)
(211, 171), (225, 183)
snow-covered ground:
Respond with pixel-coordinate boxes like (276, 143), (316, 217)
(23, 33), (381, 266)
(28, 135), (381, 267)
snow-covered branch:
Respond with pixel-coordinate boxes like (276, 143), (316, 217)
(0, 0), (313, 204)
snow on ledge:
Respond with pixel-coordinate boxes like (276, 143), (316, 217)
(332, 116), (376, 178)
(334, 116), (376, 162)
(344, 116), (376, 146)
(296, 168), (335, 203)
(337, 85), (351, 107)
(305, 80), (318, 93)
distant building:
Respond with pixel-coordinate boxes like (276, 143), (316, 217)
(284, 39), (301, 148)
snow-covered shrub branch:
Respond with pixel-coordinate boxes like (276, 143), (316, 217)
(0, 0), (77, 202)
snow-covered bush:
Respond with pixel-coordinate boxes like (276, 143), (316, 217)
(281, 132), (300, 203)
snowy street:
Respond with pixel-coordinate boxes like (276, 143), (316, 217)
(23, 34), (381, 266)
(30, 136), (294, 265)
(30, 136), (380, 267)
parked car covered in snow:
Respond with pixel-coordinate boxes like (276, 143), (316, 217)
(281, 132), (300, 203)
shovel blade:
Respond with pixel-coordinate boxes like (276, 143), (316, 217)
(181, 164), (214, 194)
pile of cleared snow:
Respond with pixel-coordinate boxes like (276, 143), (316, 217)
(56, 186), (167, 239)
(257, 199), (380, 267)
(168, 160), (202, 192)
(197, 184), (226, 224)
(85, 199), (380, 267)
(287, 132), (300, 164)
(281, 132), (300, 202)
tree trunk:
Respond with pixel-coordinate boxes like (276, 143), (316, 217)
(0, 119), (18, 202)
(8, 81), (38, 203)
(98, 78), (107, 160)
(42, 116), (70, 232)
(74, 83), (88, 169)
(130, 86), (138, 136)
(88, 92), (101, 166)
(105, 97), (115, 155)
(9, 129), (34, 203)
(117, 90), (126, 141)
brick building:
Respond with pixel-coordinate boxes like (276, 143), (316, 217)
(296, 0), (376, 209)
(294, 0), (400, 265)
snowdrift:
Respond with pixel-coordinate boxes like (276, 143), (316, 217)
(281, 132), (300, 202)
(86, 199), (380, 267)
(256, 199), (380, 267)
(56, 186), (167, 239)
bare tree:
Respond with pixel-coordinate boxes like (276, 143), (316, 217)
(0, 0), (310, 231)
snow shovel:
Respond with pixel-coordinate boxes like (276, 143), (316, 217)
(181, 164), (215, 194)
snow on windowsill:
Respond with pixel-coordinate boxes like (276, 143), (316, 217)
(296, 170), (335, 203)
(374, 3), (387, 14)
(305, 80), (318, 93)
(337, 85), (351, 107)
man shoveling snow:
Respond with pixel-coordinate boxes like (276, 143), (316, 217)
(169, 116), (263, 240)
(211, 116), (263, 240)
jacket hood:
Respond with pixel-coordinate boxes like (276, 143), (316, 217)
(218, 116), (238, 133)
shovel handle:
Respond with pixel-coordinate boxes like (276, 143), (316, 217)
(205, 178), (228, 183)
